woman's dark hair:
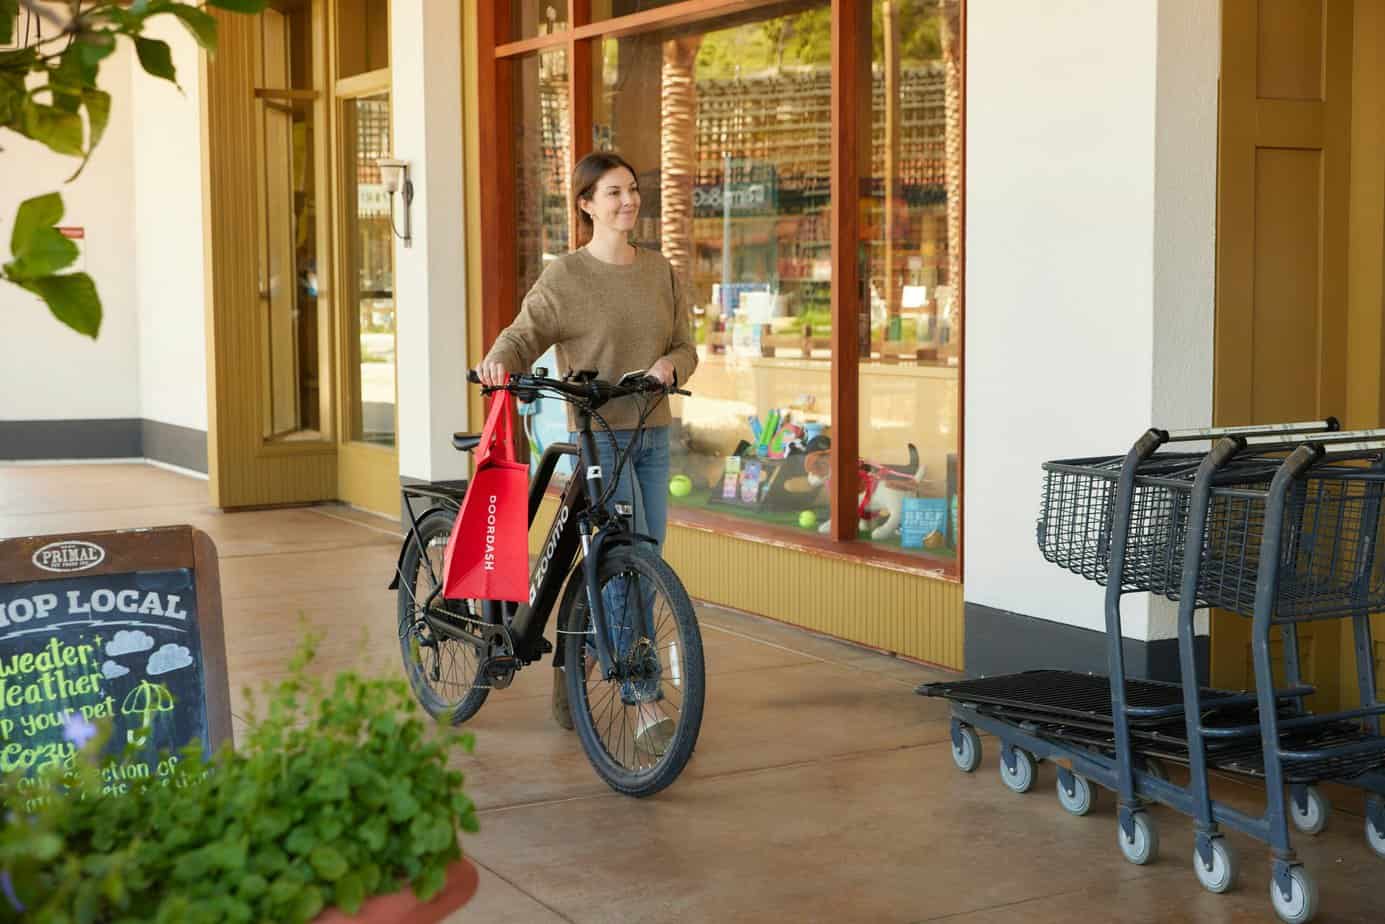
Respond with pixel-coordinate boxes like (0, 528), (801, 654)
(572, 151), (640, 245)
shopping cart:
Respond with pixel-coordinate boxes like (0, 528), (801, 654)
(921, 419), (1385, 924)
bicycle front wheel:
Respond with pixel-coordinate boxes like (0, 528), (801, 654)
(562, 544), (705, 797)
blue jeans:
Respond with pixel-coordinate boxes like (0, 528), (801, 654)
(574, 425), (670, 548)
(574, 426), (670, 700)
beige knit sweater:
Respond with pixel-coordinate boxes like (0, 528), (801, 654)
(483, 246), (698, 431)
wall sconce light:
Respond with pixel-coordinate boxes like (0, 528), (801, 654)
(378, 156), (413, 248)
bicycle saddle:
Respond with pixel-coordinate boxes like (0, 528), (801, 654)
(452, 432), (482, 452)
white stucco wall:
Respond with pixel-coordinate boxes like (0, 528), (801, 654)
(0, 16), (208, 438)
(964, 0), (1218, 641)
(392, 0), (470, 484)
(0, 38), (140, 423)
(132, 19), (209, 433)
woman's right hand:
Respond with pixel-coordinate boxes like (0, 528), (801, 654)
(476, 361), (509, 387)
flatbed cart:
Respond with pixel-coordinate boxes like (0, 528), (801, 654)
(921, 420), (1385, 924)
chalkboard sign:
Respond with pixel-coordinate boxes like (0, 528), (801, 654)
(0, 526), (231, 799)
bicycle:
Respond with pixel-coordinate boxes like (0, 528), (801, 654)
(388, 367), (706, 797)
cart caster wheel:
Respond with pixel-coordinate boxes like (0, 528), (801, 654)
(1118, 812), (1159, 866)
(1289, 786), (1330, 836)
(951, 725), (981, 773)
(1056, 773), (1094, 816)
(999, 747), (1036, 794)
(1192, 838), (1238, 894)
(1269, 866), (1318, 924)
(1367, 813), (1385, 859)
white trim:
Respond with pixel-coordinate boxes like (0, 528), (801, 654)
(0, 458), (147, 467)
(0, 458), (210, 482)
(144, 459), (211, 481)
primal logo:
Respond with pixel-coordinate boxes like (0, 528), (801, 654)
(32, 541), (106, 574)
(483, 496), (499, 572)
(529, 505), (571, 605)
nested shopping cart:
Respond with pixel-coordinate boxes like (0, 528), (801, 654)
(921, 419), (1385, 924)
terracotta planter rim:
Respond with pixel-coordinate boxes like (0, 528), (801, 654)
(312, 856), (478, 924)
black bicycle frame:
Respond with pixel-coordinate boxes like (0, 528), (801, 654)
(403, 407), (656, 682)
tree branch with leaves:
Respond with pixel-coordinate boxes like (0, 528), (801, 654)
(0, 0), (265, 338)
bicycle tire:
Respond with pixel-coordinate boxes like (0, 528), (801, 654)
(562, 544), (705, 797)
(396, 508), (493, 724)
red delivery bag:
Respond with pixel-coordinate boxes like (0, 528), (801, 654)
(440, 389), (530, 602)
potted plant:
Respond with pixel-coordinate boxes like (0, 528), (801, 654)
(0, 634), (480, 923)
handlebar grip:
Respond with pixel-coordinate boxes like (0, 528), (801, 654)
(467, 369), (482, 384)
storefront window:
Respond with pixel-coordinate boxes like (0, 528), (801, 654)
(515, 50), (576, 482)
(591, 7), (835, 539)
(512, 2), (568, 40)
(492, 1), (964, 568)
(855, 0), (961, 560)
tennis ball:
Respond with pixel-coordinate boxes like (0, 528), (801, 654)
(798, 510), (818, 529)
(669, 474), (693, 498)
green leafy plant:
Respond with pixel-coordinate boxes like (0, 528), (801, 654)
(0, 632), (479, 923)
(1, 0), (266, 338)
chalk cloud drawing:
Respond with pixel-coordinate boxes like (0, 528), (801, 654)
(147, 643), (193, 676)
(101, 660), (130, 679)
(107, 630), (155, 657)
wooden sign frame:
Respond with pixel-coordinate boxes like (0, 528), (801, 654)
(0, 525), (233, 754)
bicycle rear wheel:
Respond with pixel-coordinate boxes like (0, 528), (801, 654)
(396, 508), (493, 724)
(562, 544), (705, 797)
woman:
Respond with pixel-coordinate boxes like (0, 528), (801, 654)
(476, 151), (698, 730)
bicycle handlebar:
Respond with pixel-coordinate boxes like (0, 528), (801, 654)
(466, 368), (691, 403)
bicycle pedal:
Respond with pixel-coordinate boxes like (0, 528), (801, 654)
(482, 655), (518, 690)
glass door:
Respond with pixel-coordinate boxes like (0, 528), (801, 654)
(331, 0), (396, 515)
(342, 92), (396, 449)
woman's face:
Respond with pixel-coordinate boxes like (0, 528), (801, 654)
(582, 166), (640, 235)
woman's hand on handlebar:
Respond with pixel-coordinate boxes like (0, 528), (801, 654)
(647, 357), (676, 388)
(475, 361), (509, 388)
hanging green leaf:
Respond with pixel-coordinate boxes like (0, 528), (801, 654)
(65, 88), (113, 180)
(0, 71), (27, 130)
(83, 88), (111, 152)
(0, 0), (16, 46)
(164, 5), (218, 50)
(9, 193), (65, 255)
(5, 225), (78, 280)
(75, 31), (118, 71)
(21, 273), (102, 339)
(134, 37), (177, 85)
(22, 101), (85, 156)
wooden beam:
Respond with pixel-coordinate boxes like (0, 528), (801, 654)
(570, 32), (594, 246)
(570, 0), (594, 216)
(497, 0), (798, 57)
(496, 31), (570, 57)
(480, 0), (518, 350)
(829, 0), (870, 543)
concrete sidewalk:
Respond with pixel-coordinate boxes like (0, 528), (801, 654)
(2, 462), (1380, 922)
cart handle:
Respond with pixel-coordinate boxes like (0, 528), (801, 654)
(1305, 437), (1385, 457)
(1154, 418), (1339, 443)
(1224, 426), (1385, 451)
